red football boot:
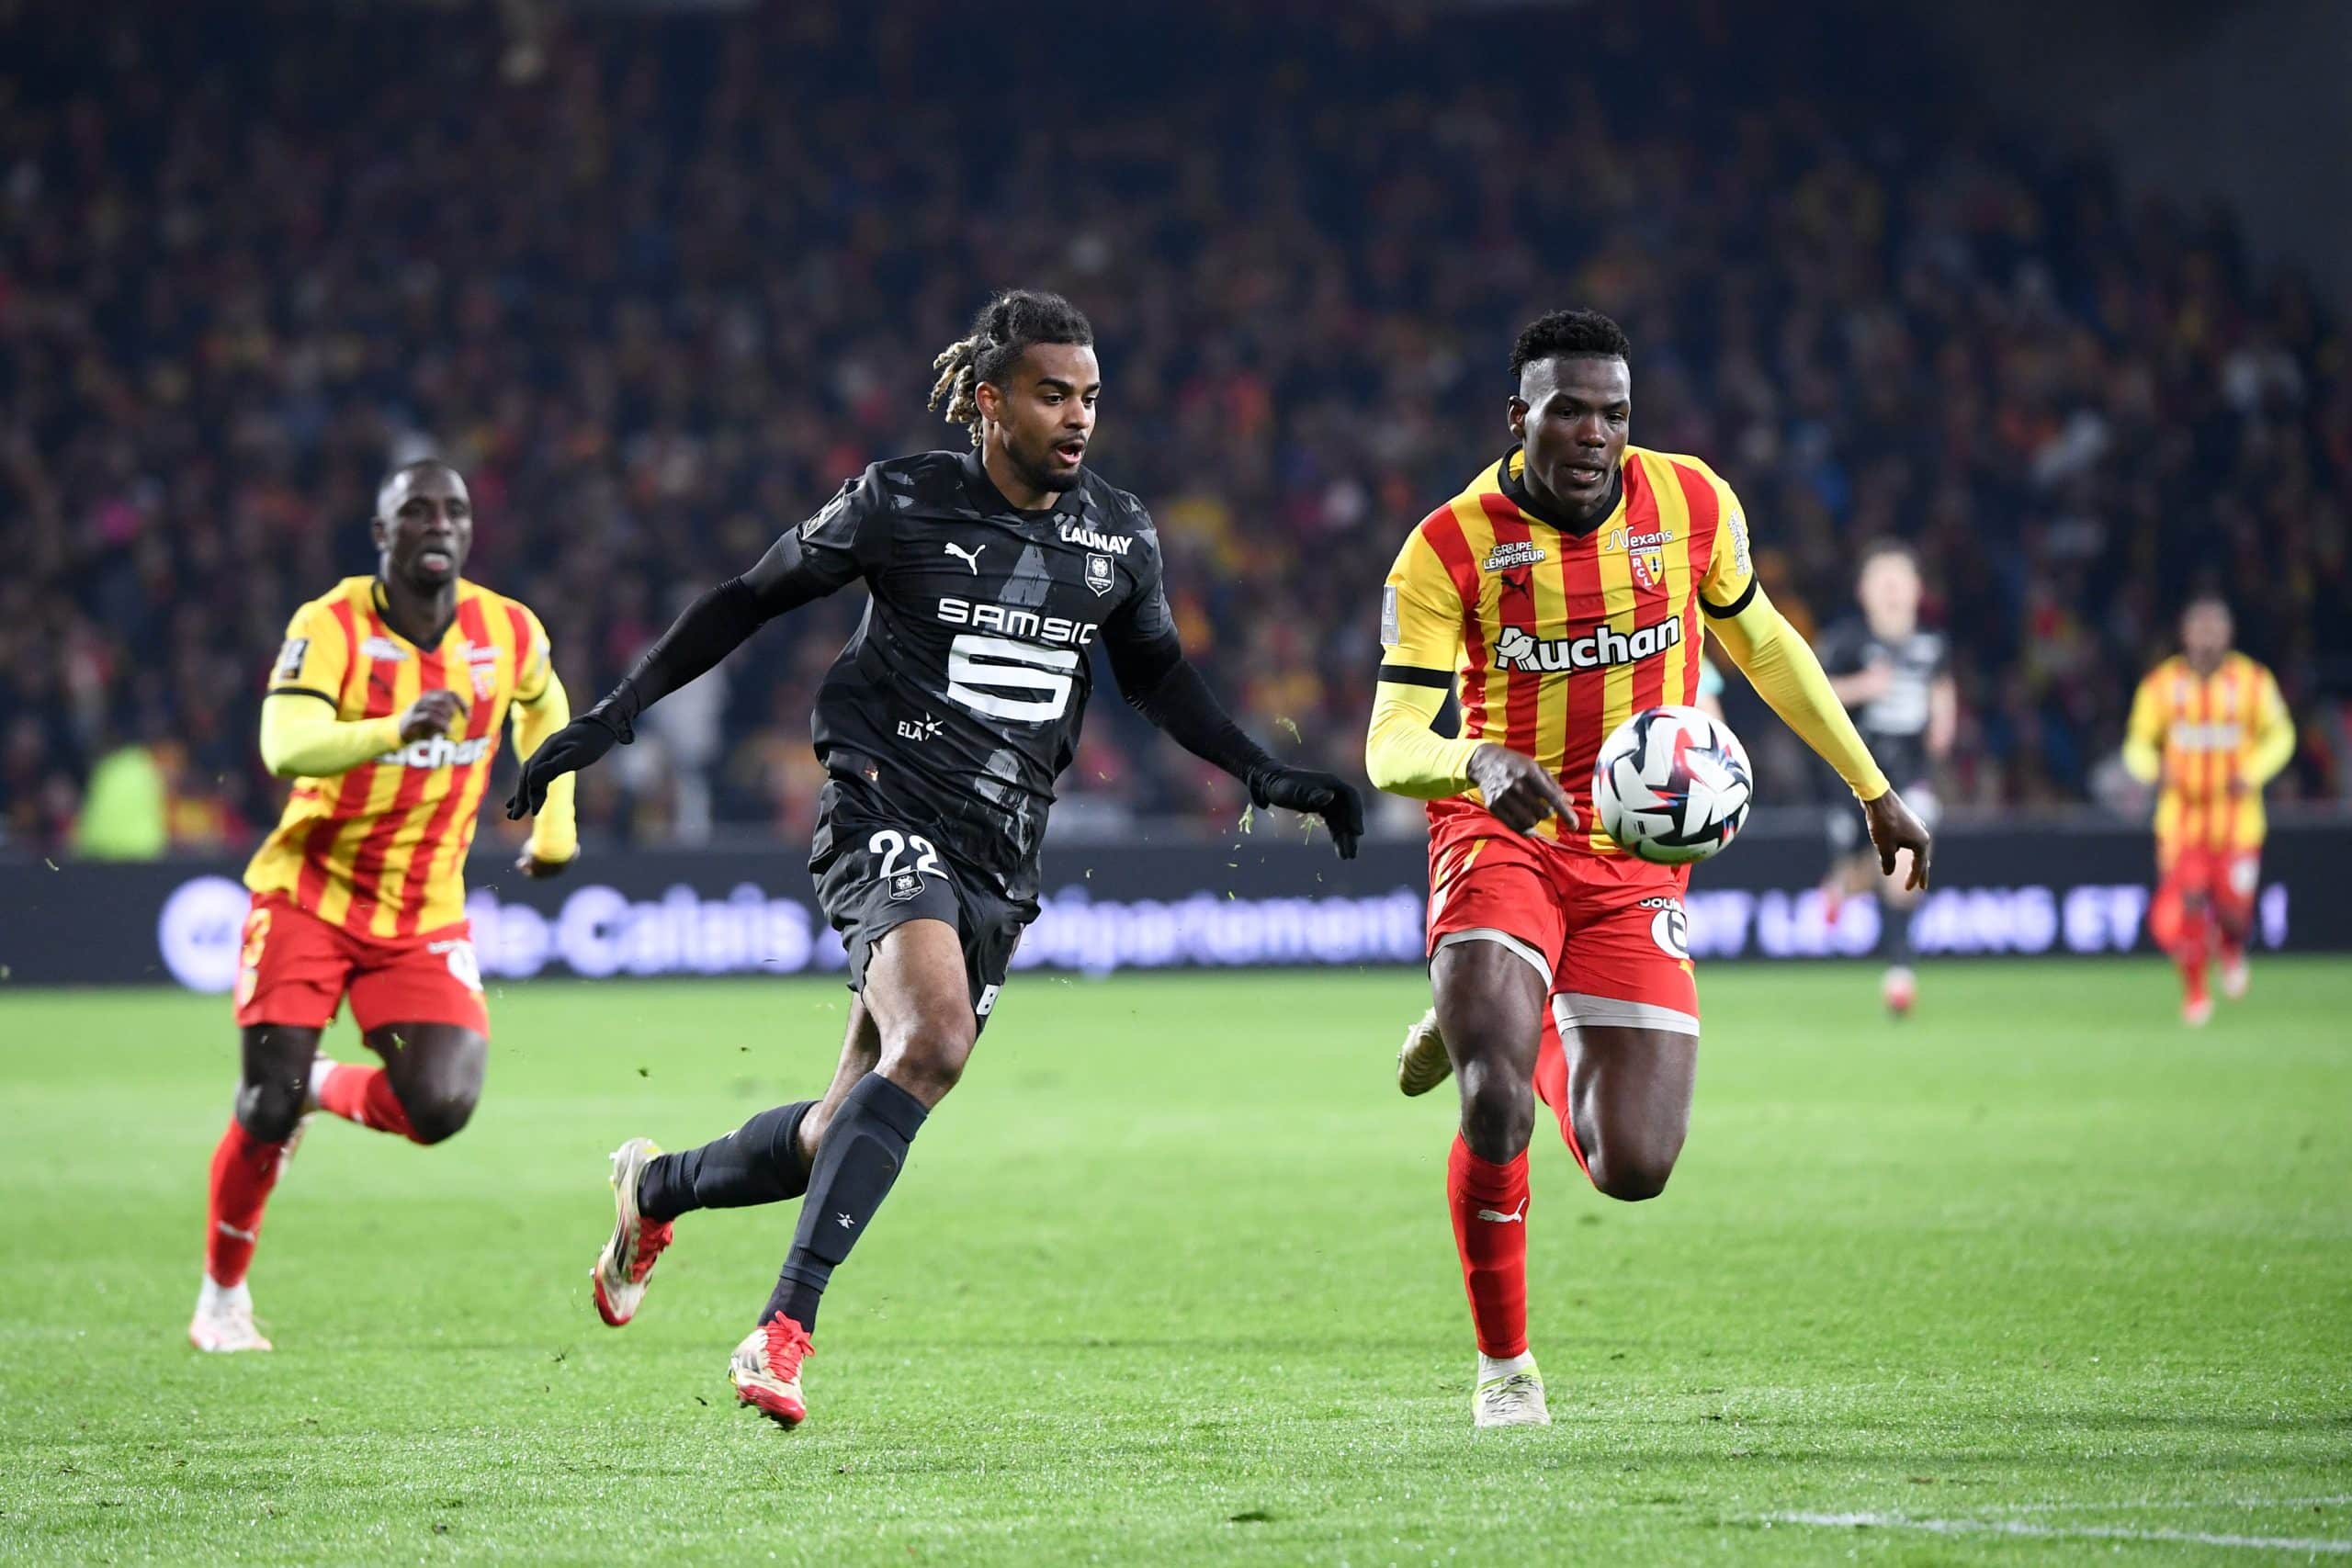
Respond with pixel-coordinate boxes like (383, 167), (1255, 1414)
(729, 1313), (813, 1427)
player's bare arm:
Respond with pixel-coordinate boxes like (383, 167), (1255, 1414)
(1861, 788), (1933, 890)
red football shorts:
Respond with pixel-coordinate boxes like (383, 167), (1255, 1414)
(2157, 840), (2259, 911)
(1425, 807), (1700, 1039)
(232, 891), (490, 1036)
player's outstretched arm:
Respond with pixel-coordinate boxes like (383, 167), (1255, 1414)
(1105, 626), (1363, 859)
(2247, 670), (2296, 786)
(1710, 588), (1932, 888)
(507, 477), (881, 819)
(508, 667), (579, 877)
(2120, 674), (2165, 787)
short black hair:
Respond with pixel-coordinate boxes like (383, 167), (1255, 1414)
(375, 457), (461, 513)
(1510, 309), (1632, 382)
(2181, 588), (2232, 617)
(382, 456), (458, 489)
(1856, 537), (1918, 578)
(929, 290), (1097, 444)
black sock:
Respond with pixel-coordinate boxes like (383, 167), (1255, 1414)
(638, 1100), (815, 1222)
(762, 1073), (928, 1332)
(1884, 901), (1916, 965)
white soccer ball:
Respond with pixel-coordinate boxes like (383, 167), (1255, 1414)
(1592, 705), (1754, 864)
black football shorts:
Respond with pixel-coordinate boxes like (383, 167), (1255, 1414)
(809, 789), (1035, 1029)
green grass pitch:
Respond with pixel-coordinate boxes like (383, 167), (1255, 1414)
(5, 960), (2348, 1564)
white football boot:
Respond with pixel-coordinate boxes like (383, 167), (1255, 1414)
(1473, 1351), (1551, 1428)
(188, 1277), (272, 1354)
(2221, 953), (2250, 1000)
(591, 1137), (673, 1327)
(1397, 1008), (1452, 1097)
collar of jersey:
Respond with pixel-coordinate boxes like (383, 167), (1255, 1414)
(1497, 446), (1623, 538)
(369, 577), (461, 652)
(957, 448), (1088, 520)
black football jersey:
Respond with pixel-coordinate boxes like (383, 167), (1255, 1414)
(1816, 617), (1948, 786)
(760, 450), (1173, 899)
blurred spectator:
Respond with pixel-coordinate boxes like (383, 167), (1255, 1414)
(70, 739), (165, 861)
(0, 1), (2344, 856)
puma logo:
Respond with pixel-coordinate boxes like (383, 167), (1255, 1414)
(835, 1212), (856, 1230)
(944, 541), (986, 575)
(1475, 1199), (1527, 1224)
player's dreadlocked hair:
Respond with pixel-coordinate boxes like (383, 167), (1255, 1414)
(928, 290), (1096, 446)
(1509, 309), (1632, 381)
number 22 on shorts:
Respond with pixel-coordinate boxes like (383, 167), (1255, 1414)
(871, 829), (944, 902)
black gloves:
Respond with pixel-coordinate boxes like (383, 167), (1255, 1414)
(505, 711), (628, 818)
(1249, 765), (1366, 860)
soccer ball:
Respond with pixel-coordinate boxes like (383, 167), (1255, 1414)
(1592, 705), (1753, 863)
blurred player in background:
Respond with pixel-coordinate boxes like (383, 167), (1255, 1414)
(1816, 541), (1955, 1015)
(1366, 310), (1931, 1427)
(190, 460), (577, 1353)
(2121, 595), (2294, 1025)
(508, 290), (1360, 1428)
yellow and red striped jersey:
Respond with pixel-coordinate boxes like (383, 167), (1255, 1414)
(2123, 652), (2293, 853)
(1380, 445), (1754, 853)
(244, 576), (553, 938)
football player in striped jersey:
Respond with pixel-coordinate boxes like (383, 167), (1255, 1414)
(1366, 310), (1930, 1427)
(2121, 595), (2294, 1024)
(190, 459), (577, 1353)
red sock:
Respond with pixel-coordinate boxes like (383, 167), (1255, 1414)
(205, 1121), (288, 1287)
(315, 1064), (417, 1140)
(2176, 903), (2212, 1004)
(1448, 1135), (1530, 1359)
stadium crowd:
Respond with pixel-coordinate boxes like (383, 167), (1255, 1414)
(3, 2), (2346, 855)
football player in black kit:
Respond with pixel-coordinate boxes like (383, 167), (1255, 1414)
(1817, 540), (1956, 1015)
(507, 291), (1363, 1427)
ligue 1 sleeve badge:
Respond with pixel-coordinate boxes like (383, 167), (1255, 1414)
(1085, 553), (1115, 596)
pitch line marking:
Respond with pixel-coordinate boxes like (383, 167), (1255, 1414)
(1760, 1511), (2352, 1554)
(1994, 1495), (2352, 1516)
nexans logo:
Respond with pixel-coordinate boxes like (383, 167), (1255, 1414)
(1493, 616), (1681, 673)
(378, 734), (492, 770)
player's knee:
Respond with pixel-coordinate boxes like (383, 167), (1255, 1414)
(1454, 1056), (1534, 1162)
(1586, 1145), (1675, 1202)
(400, 1082), (480, 1145)
(235, 1076), (307, 1143)
(879, 1017), (976, 1106)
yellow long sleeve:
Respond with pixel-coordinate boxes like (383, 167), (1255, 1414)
(1708, 587), (1892, 800)
(511, 671), (579, 862)
(1365, 678), (1485, 799)
(2248, 674), (2295, 784)
(257, 693), (403, 780)
(2120, 676), (2165, 784)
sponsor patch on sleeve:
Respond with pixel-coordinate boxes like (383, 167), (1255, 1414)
(274, 637), (311, 681)
(1380, 585), (1399, 649)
